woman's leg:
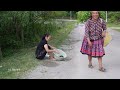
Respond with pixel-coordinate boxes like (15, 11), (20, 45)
(47, 46), (55, 60)
(88, 55), (92, 65)
(48, 52), (55, 60)
(98, 57), (106, 72)
(98, 57), (102, 69)
(88, 55), (93, 68)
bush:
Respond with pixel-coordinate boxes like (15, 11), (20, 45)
(77, 11), (106, 22)
(108, 12), (120, 23)
(0, 11), (67, 57)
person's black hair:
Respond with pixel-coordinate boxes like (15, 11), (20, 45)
(90, 11), (101, 19)
(41, 33), (50, 40)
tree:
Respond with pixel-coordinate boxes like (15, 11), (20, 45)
(0, 45), (2, 60)
(0, 11), (69, 57)
(77, 11), (106, 22)
(108, 11), (120, 23)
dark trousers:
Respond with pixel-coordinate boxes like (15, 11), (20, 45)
(36, 45), (52, 60)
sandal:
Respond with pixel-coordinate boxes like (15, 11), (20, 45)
(88, 64), (94, 68)
(99, 67), (106, 72)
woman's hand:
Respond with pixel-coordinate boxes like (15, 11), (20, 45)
(87, 38), (92, 47)
(102, 31), (106, 37)
(53, 49), (59, 53)
(88, 41), (92, 47)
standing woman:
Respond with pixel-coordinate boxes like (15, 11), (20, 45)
(80, 11), (107, 72)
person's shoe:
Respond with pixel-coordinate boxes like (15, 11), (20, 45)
(99, 67), (106, 72)
(88, 64), (94, 68)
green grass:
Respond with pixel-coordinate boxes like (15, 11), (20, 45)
(0, 21), (77, 79)
(49, 21), (76, 47)
(0, 48), (39, 79)
(107, 22), (120, 27)
(107, 23), (120, 32)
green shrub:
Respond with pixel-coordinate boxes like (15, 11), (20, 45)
(77, 11), (106, 22)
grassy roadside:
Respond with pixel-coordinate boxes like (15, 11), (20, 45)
(107, 23), (120, 32)
(103, 22), (120, 47)
(0, 21), (77, 79)
(49, 21), (77, 47)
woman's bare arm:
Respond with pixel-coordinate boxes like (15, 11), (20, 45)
(44, 44), (56, 53)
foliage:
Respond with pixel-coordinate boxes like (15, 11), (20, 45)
(108, 11), (120, 23)
(0, 11), (70, 57)
(77, 11), (106, 22)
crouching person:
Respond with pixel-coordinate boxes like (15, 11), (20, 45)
(35, 33), (57, 60)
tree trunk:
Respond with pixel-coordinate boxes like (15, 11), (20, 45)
(21, 28), (24, 47)
(29, 11), (35, 38)
(13, 16), (20, 41)
(16, 20), (21, 40)
(0, 46), (2, 60)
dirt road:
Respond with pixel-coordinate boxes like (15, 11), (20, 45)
(22, 24), (120, 79)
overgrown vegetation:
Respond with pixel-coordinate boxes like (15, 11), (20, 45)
(108, 11), (120, 23)
(0, 11), (77, 78)
(0, 21), (76, 79)
(77, 11), (106, 22)
(107, 11), (120, 32)
(0, 11), (77, 59)
(77, 11), (120, 23)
